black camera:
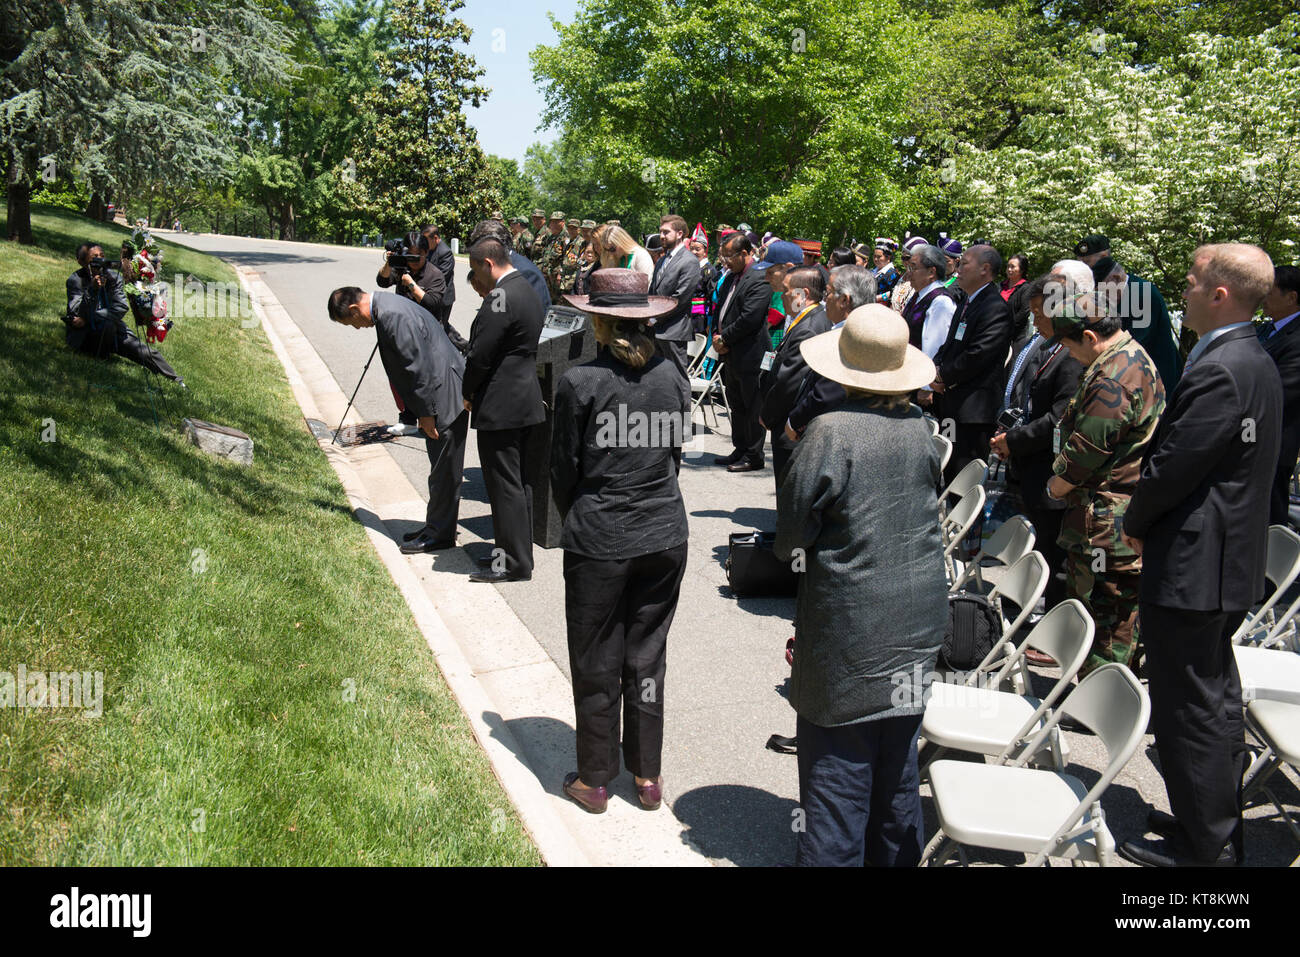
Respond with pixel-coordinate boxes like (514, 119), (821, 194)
(384, 239), (421, 276)
(996, 406), (1025, 433)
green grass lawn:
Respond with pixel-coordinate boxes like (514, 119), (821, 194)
(0, 206), (540, 865)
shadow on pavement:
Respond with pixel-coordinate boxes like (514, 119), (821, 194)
(672, 783), (799, 866)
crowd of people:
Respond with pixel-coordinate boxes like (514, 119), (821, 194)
(324, 207), (1298, 868)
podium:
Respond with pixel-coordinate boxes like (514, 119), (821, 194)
(527, 306), (598, 547)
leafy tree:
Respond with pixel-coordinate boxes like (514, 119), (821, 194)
(354, 0), (500, 239)
(486, 153), (537, 221)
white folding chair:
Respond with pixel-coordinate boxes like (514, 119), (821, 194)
(685, 333), (707, 377)
(1235, 644), (1300, 706)
(950, 514), (1037, 594)
(1242, 699), (1300, 866)
(939, 458), (987, 523)
(941, 487), (985, 581)
(932, 433), (953, 473)
(924, 415), (940, 436)
(1233, 525), (1300, 644)
(959, 551), (1052, 689)
(921, 599), (1094, 775)
(689, 343), (729, 435)
(922, 663), (1150, 867)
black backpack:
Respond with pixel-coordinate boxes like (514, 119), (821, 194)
(940, 593), (1004, 672)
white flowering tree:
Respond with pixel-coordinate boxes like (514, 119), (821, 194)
(942, 23), (1300, 296)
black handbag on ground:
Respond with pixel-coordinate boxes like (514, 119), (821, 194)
(940, 592), (1004, 672)
(725, 531), (799, 597)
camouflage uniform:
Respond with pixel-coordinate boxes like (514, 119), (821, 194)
(1051, 328), (1166, 676)
(513, 218), (534, 257)
(557, 219), (587, 296)
(528, 209), (549, 261)
(539, 211), (569, 299)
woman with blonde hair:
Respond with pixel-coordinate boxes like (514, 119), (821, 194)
(598, 224), (655, 276)
(551, 268), (690, 814)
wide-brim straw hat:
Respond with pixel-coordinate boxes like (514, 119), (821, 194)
(801, 304), (936, 394)
(563, 267), (677, 321)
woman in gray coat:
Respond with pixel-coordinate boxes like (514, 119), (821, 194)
(775, 303), (948, 866)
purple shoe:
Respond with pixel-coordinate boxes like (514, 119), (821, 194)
(636, 777), (663, 811)
(563, 772), (607, 814)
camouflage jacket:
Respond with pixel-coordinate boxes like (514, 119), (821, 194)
(558, 238), (588, 291)
(541, 235), (571, 290)
(530, 230), (551, 262)
(1052, 332), (1166, 565)
(514, 230), (534, 256)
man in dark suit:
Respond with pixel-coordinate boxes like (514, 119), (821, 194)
(65, 242), (184, 383)
(327, 287), (468, 553)
(376, 230), (449, 435)
(648, 214), (699, 380)
(990, 274), (1085, 612)
(1120, 244), (1282, 868)
(712, 233), (776, 472)
(422, 225), (465, 354)
(1260, 265), (1300, 526)
(463, 237), (547, 583)
(759, 265), (829, 488)
(932, 244), (1015, 483)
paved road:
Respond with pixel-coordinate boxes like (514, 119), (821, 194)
(170, 231), (1298, 867)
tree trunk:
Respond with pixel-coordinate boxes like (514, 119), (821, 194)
(281, 200), (295, 241)
(86, 192), (105, 221)
(7, 148), (33, 243)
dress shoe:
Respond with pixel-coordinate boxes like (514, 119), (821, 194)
(636, 777), (663, 811)
(563, 772), (607, 814)
(469, 569), (531, 584)
(714, 450), (743, 467)
(403, 527), (431, 542)
(399, 534), (455, 554)
(726, 458), (764, 473)
(1024, 649), (1058, 667)
(1118, 836), (1237, 867)
(1146, 807), (1179, 840)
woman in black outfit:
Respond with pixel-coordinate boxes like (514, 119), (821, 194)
(551, 269), (691, 814)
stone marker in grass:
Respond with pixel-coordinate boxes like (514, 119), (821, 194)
(183, 418), (254, 465)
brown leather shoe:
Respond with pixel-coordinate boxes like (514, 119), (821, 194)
(1025, 649), (1058, 667)
(636, 777), (663, 810)
(563, 772), (607, 814)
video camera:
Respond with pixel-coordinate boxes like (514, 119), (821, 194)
(87, 256), (115, 275)
(384, 238), (422, 277)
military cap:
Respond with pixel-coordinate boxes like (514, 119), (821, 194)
(580, 219), (597, 229)
(1046, 296), (1107, 344)
(567, 218), (580, 227)
(512, 216), (528, 227)
(1075, 234), (1110, 258)
(550, 210), (565, 221)
(491, 210), (504, 221)
(716, 223), (733, 232)
(605, 219), (621, 227)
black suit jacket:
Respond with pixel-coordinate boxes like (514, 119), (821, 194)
(509, 251), (551, 313)
(760, 305), (830, 433)
(431, 240), (455, 306)
(648, 245), (699, 343)
(937, 283), (1015, 424)
(463, 270), (546, 431)
(716, 263), (772, 373)
(1124, 325), (1283, 612)
(65, 267), (128, 350)
(1262, 315), (1300, 525)
(372, 291), (465, 428)
(1003, 339), (1085, 511)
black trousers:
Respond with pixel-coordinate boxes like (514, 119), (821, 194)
(423, 411), (468, 542)
(436, 303), (469, 354)
(722, 354), (765, 463)
(655, 338), (690, 381)
(1022, 502), (1066, 609)
(477, 426), (535, 575)
(944, 421), (992, 486)
(795, 712), (925, 867)
(771, 429), (795, 493)
(564, 542), (688, 787)
(78, 320), (182, 381)
(1140, 602), (1248, 861)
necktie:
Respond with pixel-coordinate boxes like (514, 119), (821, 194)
(1258, 321), (1276, 342)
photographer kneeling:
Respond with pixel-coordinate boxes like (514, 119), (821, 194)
(377, 230), (452, 435)
(65, 242), (184, 385)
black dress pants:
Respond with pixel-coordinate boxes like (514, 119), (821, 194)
(1022, 502), (1066, 609)
(722, 353), (765, 464)
(1140, 602), (1248, 861)
(476, 426), (535, 575)
(771, 429), (795, 493)
(80, 320), (182, 381)
(423, 411), (468, 542)
(655, 338), (690, 381)
(944, 421), (992, 486)
(564, 542), (688, 787)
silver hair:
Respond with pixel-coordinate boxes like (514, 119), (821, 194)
(913, 244), (948, 276)
(828, 264), (877, 309)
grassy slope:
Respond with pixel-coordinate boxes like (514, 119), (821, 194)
(0, 207), (540, 865)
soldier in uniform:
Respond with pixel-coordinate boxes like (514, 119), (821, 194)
(558, 219), (593, 295)
(528, 208), (548, 262)
(1046, 289), (1166, 676)
(510, 217), (534, 257)
(539, 210), (568, 299)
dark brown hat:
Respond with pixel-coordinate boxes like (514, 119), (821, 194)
(563, 268), (677, 321)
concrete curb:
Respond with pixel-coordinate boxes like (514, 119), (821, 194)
(234, 266), (710, 867)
